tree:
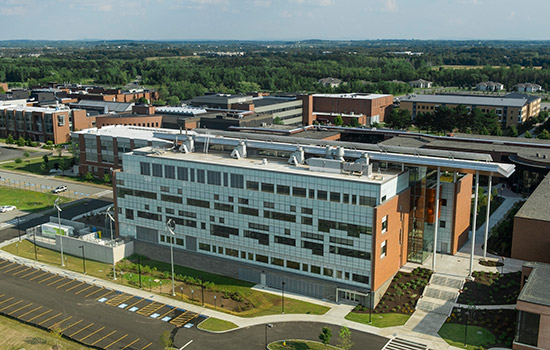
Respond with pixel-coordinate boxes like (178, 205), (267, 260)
(338, 326), (353, 350)
(14, 157), (22, 164)
(40, 162), (48, 174)
(84, 172), (93, 181)
(333, 115), (344, 126)
(318, 327), (332, 348)
(5, 134), (14, 144)
(23, 151), (30, 159)
(508, 125), (518, 137)
(16, 136), (25, 147)
(273, 116), (284, 125)
(103, 173), (111, 183)
(524, 130), (532, 138)
(50, 327), (63, 350)
(349, 117), (359, 128)
(537, 129), (550, 139)
(165, 96), (180, 106)
(385, 109), (410, 129)
(43, 154), (49, 164)
(491, 124), (503, 136)
(159, 330), (173, 349)
(59, 158), (70, 175)
(56, 147), (62, 158)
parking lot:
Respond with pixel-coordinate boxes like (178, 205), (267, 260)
(0, 258), (206, 349)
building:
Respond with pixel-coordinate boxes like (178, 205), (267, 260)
(476, 81), (504, 91)
(408, 79), (432, 89)
(0, 105), (87, 144)
(69, 100), (134, 116)
(514, 83), (543, 93)
(514, 262), (550, 350)
(400, 93), (541, 127)
(318, 78), (342, 88)
(190, 94), (254, 110)
(512, 171), (550, 263)
(111, 128), (513, 305)
(199, 111), (273, 130)
(60, 85), (158, 103)
(301, 93), (393, 126)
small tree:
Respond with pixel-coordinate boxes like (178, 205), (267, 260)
(508, 125), (518, 137)
(5, 134), (14, 144)
(56, 147), (63, 158)
(84, 172), (93, 181)
(50, 327), (63, 350)
(159, 330), (173, 349)
(16, 136), (25, 147)
(43, 154), (49, 164)
(318, 327), (332, 348)
(333, 115), (344, 126)
(273, 116), (284, 125)
(524, 130), (532, 138)
(537, 129), (550, 139)
(40, 162), (48, 174)
(338, 326), (353, 350)
(349, 117), (359, 128)
(59, 157), (70, 175)
(23, 151), (30, 158)
(14, 157), (22, 164)
(103, 173), (111, 183)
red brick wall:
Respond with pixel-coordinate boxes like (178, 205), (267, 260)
(451, 173), (473, 254)
(512, 217), (550, 263)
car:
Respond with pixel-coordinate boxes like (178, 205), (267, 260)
(0, 205), (16, 213)
(52, 185), (68, 194)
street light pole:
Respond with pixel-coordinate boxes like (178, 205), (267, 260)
(369, 291), (372, 324)
(138, 255), (142, 289)
(106, 206), (116, 280)
(166, 219), (176, 297)
(281, 281), (286, 314)
(265, 324), (273, 349)
(54, 198), (64, 267)
(33, 230), (37, 261)
(79, 245), (86, 274)
(17, 217), (20, 242)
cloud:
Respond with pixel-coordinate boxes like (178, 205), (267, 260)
(253, 0), (271, 7)
(190, 0), (228, 3)
(98, 3), (112, 12)
(383, 0), (398, 12)
(0, 6), (25, 15)
(288, 0), (333, 6)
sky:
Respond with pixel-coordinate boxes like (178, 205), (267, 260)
(0, 0), (548, 41)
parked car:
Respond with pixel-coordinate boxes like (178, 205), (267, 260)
(52, 185), (68, 194)
(0, 205), (16, 213)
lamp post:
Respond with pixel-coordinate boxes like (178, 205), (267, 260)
(106, 206), (116, 280)
(201, 283), (205, 306)
(54, 198), (64, 267)
(17, 217), (20, 242)
(166, 219), (176, 297)
(191, 289), (194, 301)
(33, 230), (37, 261)
(369, 291), (372, 324)
(138, 255), (142, 289)
(214, 295), (217, 310)
(78, 245), (86, 274)
(281, 281), (286, 314)
(265, 324), (273, 349)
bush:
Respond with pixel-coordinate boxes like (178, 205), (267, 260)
(14, 158), (22, 164)
(84, 172), (94, 181)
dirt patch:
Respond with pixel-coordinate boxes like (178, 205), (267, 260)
(457, 271), (521, 305)
(447, 307), (516, 347)
(352, 267), (432, 315)
(479, 259), (503, 267)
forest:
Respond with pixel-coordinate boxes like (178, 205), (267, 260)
(2, 40), (550, 104)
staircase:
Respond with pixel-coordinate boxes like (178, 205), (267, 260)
(416, 274), (463, 315)
(382, 337), (428, 350)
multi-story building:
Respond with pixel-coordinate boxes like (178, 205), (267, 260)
(514, 83), (543, 93)
(111, 128), (513, 305)
(408, 79), (432, 89)
(400, 93), (541, 127)
(514, 262), (550, 350)
(0, 105), (88, 144)
(476, 81), (504, 91)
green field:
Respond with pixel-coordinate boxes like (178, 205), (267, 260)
(268, 340), (341, 350)
(197, 317), (238, 332)
(3, 241), (329, 318)
(438, 323), (496, 350)
(0, 155), (72, 175)
(0, 187), (70, 212)
(345, 312), (410, 328)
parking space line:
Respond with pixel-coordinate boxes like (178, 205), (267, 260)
(105, 334), (128, 349)
(12, 266), (32, 276)
(47, 276), (67, 286)
(4, 264), (24, 274)
(120, 337), (140, 350)
(65, 281), (85, 292)
(60, 319), (83, 332)
(29, 271), (48, 281)
(0, 300), (23, 312)
(90, 330), (117, 346)
(158, 307), (175, 319)
(38, 274), (58, 283)
(0, 260), (10, 268)
(21, 269), (41, 278)
(8, 302), (32, 315)
(79, 326), (105, 342)
(38, 312), (62, 326)
(86, 287), (105, 298)
(27, 309), (51, 322)
(142, 342), (153, 349)
(56, 279), (76, 289)
(18, 306), (41, 319)
(50, 316), (72, 330)
(0, 294), (4, 298)
(137, 302), (164, 316)
(69, 323), (94, 337)
(106, 293), (133, 306)
(96, 289), (116, 300)
(75, 285), (94, 295)
(0, 297), (14, 306)
(0, 262), (15, 270)
(125, 298), (146, 310)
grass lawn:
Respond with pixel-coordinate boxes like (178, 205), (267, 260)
(438, 323), (496, 350)
(268, 340), (340, 350)
(55, 174), (111, 187)
(0, 187), (71, 212)
(345, 312), (410, 327)
(0, 314), (92, 350)
(197, 317), (238, 331)
(3, 241), (329, 318)
(0, 155), (72, 175)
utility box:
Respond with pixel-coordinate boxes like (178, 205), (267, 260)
(41, 223), (74, 238)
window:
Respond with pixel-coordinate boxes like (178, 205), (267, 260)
(225, 248), (239, 257)
(137, 211), (161, 221)
(277, 185), (290, 195)
(125, 209), (134, 220)
(214, 203), (234, 212)
(274, 236), (296, 246)
(261, 183), (274, 193)
(301, 217), (313, 225)
(165, 208), (175, 214)
(178, 210), (196, 218)
(441, 198), (447, 206)
(302, 263), (308, 272)
(311, 265), (321, 274)
(230, 174), (244, 188)
(176, 238), (184, 246)
(161, 194), (182, 204)
(382, 215), (388, 234)
(301, 207), (313, 215)
(343, 194), (349, 203)
(238, 198), (249, 205)
(152, 163), (162, 177)
(249, 223), (269, 231)
(352, 274), (369, 285)
(309, 189), (315, 199)
(197, 169), (205, 183)
(177, 167), (188, 181)
(330, 192), (340, 203)
(199, 243), (210, 251)
(264, 201), (275, 209)
(286, 260), (300, 270)
(271, 257), (284, 266)
(140, 162), (150, 176)
(264, 211), (296, 222)
(246, 181), (259, 191)
(207, 171), (221, 185)
(381, 240), (387, 258)
(516, 311), (540, 346)
(301, 231), (324, 241)
(239, 207), (259, 216)
(256, 254), (268, 263)
(187, 198), (210, 208)
(211, 224), (239, 238)
(223, 173), (229, 187)
(302, 241), (324, 256)
(439, 220), (446, 228)
(330, 246), (370, 260)
(360, 196), (376, 206)
(244, 230), (269, 245)
(165, 165), (175, 179)
(329, 236), (354, 246)
(323, 268), (333, 277)
(318, 190), (327, 201)
(293, 187), (306, 197)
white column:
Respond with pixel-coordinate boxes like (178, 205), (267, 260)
(432, 166), (441, 272)
(469, 171), (480, 277)
(483, 175), (492, 259)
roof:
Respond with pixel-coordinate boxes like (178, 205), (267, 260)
(518, 263), (550, 307)
(515, 171), (550, 221)
(191, 94), (253, 105)
(155, 106), (207, 116)
(504, 92), (541, 103)
(0, 105), (67, 113)
(71, 125), (186, 142)
(71, 100), (133, 113)
(401, 94), (529, 108)
(477, 81), (503, 86)
(318, 77), (342, 84)
(252, 96), (296, 107)
(313, 93), (391, 100)
(514, 83), (542, 88)
(409, 79), (431, 84)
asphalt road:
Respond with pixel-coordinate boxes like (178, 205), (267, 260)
(0, 146), (49, 162)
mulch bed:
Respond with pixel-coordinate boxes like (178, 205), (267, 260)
(447, 307), (516, 347)
(457, 271), (521, 305)
(352, 267), (432, 315)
